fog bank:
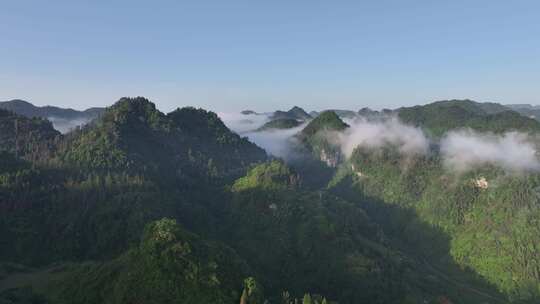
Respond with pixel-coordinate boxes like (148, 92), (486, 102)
(244, 124), (307, 159)
(218, 112), (270, 134)
(48, 116), (92, 134)
(440, 130), (540, 172)
(338, 117), (429, 157)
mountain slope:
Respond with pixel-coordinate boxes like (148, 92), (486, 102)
(0, 99), (104, 121)
(0, 99), (105, 133)
(271, 106), (312, 121)
(296, 111), (349, 167)
(40, 218), (251, 304)
(2, 97), (536, 304)
(328, 140), (540, 302)
(256, 118), (302, 131)
(0, 108), (60, 162)
(299, 110), (348, 138)
(1, 97), (268, 266)
(59, 97), (267, 179)
(398, 99), (540, 136)
(506, 104), (540, 121)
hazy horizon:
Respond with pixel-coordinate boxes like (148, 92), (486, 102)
(1, 96), (538, 114)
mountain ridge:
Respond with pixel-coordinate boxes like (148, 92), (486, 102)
(1, 96), (539, 303)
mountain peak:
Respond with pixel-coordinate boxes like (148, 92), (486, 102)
(4, 99), (33, 106)
(168, 106), (229, 135)
(104, 97), (166, 130)
(241, 110), (258, 115)
(287, 106), (311, 119)
(61, 98), (267, 177)
(256, 118), (302, 131)
(270, 106), (311, 121)
(300, 110), (348, 138)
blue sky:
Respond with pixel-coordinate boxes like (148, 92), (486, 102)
(1, 0), (539, 112)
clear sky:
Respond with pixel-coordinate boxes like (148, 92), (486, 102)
(1, 0), (539, 112)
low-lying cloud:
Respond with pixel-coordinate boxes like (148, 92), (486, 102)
(218, 112), (270, 134)
(219, 111), (306, 159)
(244, 123), (307, 159)
(48, 116), (92, 134)
(220, 110), (540, 174)
(337, 117), (430, 157)
(440, 130), (540, 172)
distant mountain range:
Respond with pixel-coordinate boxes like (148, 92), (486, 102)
(505, 103), (540, 121)
(0, 99), (105, 133)
(0, 99), (105, 120)
(4, 98), (540, 135)
(242, 100), (540, 134)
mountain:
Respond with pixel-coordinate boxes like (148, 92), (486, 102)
(327, 109), (358, 119)
(505, 104), (540, 121)
(299, 110), (349, 138)
(256, 118), (302, 131)
(60, 97), (267, 179)
(0, 99), (105, 133)
(2, 96), (540, 304)
(307, 109), (358, 119)
(332, 141), (540, 303)
(241, 110), (260, 115)
(398, 99), (540, 136)
(0, 99), (105, 120)
(45, 218), (252, 304)
(0, 108), (60, 162)
(271, 106), (311, 121)
(506, 104), (540, 110)
(357, 107), (387, 120)
(296, 111), (349, 167)
(308, 110), (319, 117)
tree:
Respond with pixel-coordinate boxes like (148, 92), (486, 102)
(239, 277), (264, 304)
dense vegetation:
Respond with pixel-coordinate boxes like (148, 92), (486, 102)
(506, 104), (540, 121)
(0, 99), (104, 121)
(296, 111), (349, 167)
(1, 97), (539, 303)
(398, 99), (540, 136)
(257, 118), (303, 131)
(328, 145), (540, 302)
(271, 106), (312, 121)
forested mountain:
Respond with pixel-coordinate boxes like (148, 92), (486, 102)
(58, 97), (266, 179)
(0, 99), (104, 121)
(303, 109), (361, 120)
(257, 118), (302, 131)
(397, 99), (540, 136)
(329, 144), (540, 301)
(271, 106), (312, 121)
(0, 108), (60, 162)
(505, 104), (540, 121)
(1, 97), (539, 304)
(0, 100), (105, 133)
(296, 111), (349, 167)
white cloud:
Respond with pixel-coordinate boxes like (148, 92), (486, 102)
(243, 123), (308, 159)
(48, 116), (91, 134)
(218, 112), (270, 134)
(338, 117), (429, 158)
(440, 130), (540, 172)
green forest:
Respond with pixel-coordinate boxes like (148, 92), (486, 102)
(1, 97), (539, 304)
